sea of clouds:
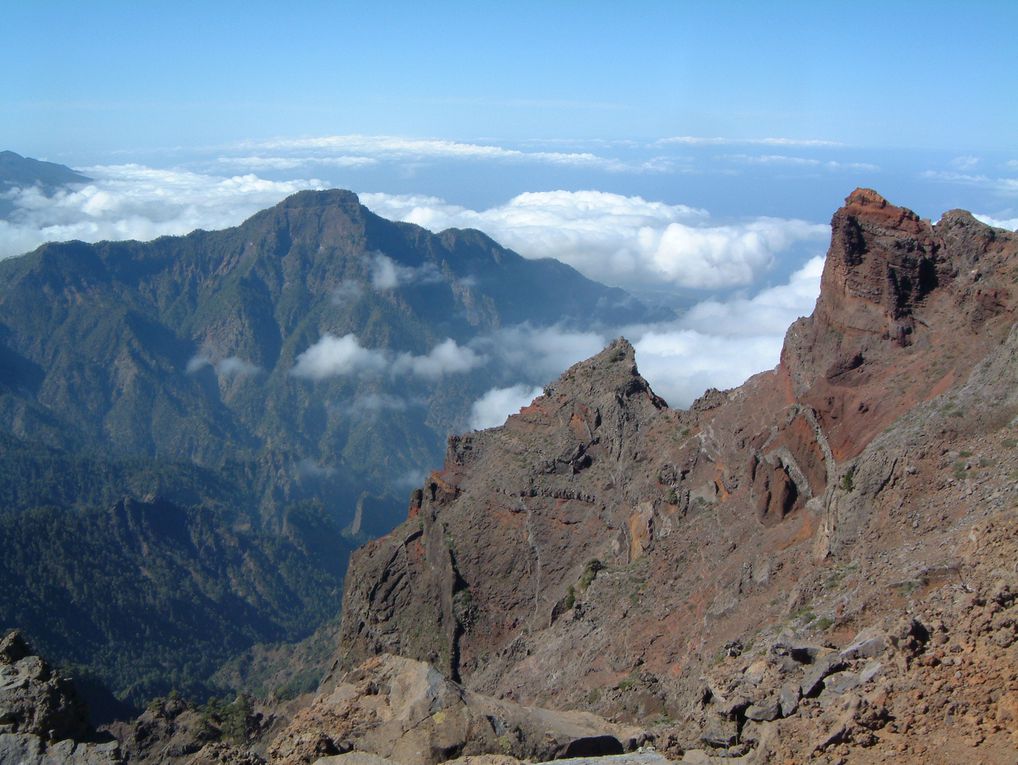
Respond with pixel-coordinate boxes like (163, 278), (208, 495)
(27, 139), (1018, 430)
(0, 158), (834, 427)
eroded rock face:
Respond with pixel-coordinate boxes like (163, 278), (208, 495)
(339, 338), (670, 681)
(336, 190), (1018, 763)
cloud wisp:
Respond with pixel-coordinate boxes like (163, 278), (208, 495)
(186, 354), (261, 378)
(291, 334), (484, 382)
(921, 170), (1018, 195)
(233, 134), (667, 174)
(721, 154), (880, 173)
(370, 252), (443, 290)
(658, 136), (843, 148)
(361, 190), (826, 290)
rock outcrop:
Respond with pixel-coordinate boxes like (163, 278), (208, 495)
(0, 630), (122, 764)
(335, 190), (1018, 763)
(269, 654), (647, 765)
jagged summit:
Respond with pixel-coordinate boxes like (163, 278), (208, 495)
(540, 337), (665, 408)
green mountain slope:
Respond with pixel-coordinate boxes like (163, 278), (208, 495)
(0, 189), (660, 710)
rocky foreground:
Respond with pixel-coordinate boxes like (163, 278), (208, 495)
(4, 189), (1017, 764)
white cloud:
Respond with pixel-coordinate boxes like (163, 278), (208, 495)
(658, 136), (842, 147)
(391, 338), (484, 380)
(185, 354), (260, 378)
(469, 384), (545, 430)
(291, 334), (484, 381)
(921, 170), (1018, 195)
(331, 281), (365, 304)
(370, 252), (443, 290)
(973, 213), (1018, 231)
(215, 155), (377, 170)
(471, 325), (609, 384)
(630, 256), (825, 405)
(361, 190), (825, 290)
(950, 155), (980, 170)
(720, 154), (880, 173)
(724, 154), (822, 167)
(185, 356), (211, 374)
(370, 253), (400, 290)
(238, 134), (659, 173)
(291, 334), (390, 380)
(0, 164), (327, 260)
(215, 356), (260, 377)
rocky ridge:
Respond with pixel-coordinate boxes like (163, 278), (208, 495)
(334, 190), (1018, 763)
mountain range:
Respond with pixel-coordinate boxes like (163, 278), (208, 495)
(0, 186), (661, 708)
(1, 187), (1016, 764)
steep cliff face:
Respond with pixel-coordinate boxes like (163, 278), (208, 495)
(336, 190), (1018, 763)
(339, 338), (672, 679)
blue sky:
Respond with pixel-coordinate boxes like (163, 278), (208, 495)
(6, 1), (1017, 155)
(2, 1), (1017, 407)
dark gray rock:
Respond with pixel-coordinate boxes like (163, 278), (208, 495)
(0, 733), (121, 764)
(821, 671), (860, 697)
(744, 699), (781, 722)
(839, 629), (887, 661)
(778, 684), (800, 718)
(800, 654), (847, 698)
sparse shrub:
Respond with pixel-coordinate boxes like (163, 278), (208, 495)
(793, 607), (816, 624)
(564, 585), (576, 610)
(840, 466), (856, 492)
(578, 559), (604, 591)
(617, 675), (637, 691)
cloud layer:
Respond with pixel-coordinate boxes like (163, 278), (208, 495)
(361, 190), (826, 290)
(464, 255), (825, 428)
(0, 164), (326, 260)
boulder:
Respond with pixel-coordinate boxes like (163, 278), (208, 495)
(271, 655), (645, 765)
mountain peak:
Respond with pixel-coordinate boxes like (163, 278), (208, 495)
(276, 188), (362, 210)
(0, 149), (91, 189)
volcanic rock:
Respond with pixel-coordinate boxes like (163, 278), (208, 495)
(335, 190), (1018, 763)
